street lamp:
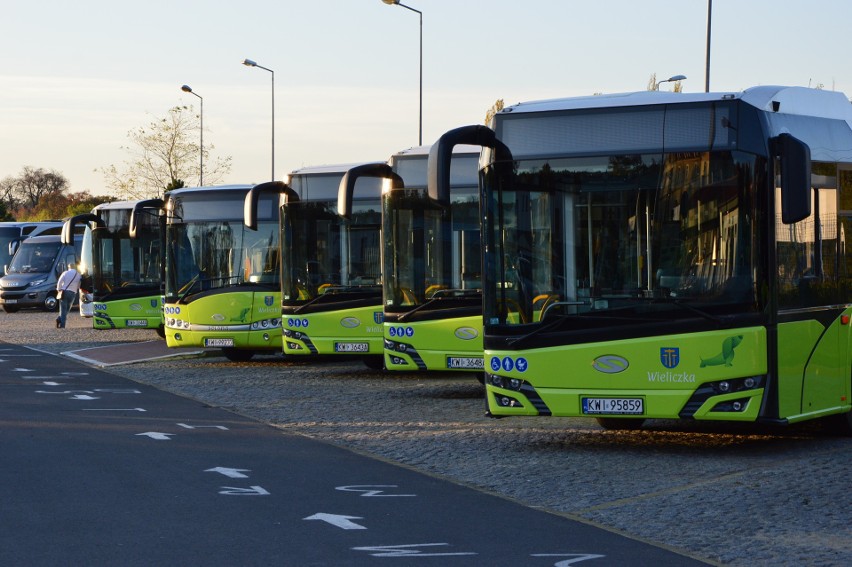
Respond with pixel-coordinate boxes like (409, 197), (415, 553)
(655, 74), (687, 91)
(381, 0), (422, 146)
(243, 58), (275, 181)
(181, 85), (203, 185)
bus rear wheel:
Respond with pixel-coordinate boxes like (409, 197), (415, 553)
(2, 305), (20, 313)
(595, 417), (646, 431)
(222, 348), (254, 362)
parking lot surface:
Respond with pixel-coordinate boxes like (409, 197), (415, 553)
(4, 310), (852, 565)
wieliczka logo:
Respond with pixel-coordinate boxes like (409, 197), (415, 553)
(264, 295), (274, 307)
(660, 347), (680, 369)
(373, 312), (384, 324)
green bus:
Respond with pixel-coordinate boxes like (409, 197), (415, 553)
(382, 145), (483, 373)
(62, 200), (163, 331)
(432, 86), (852, 432)
(271, 163), (386, 366)
(163, 185), (282, 361)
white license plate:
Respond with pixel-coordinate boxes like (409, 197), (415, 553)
(447, 357), (484, 369)
(334, 342), (369, 352)
(582, 397), (644, 415)
(126, 319), (148, 327)
(205, 338), (235, 347)
(2, 299), (17, 304)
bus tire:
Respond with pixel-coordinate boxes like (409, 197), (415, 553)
(155, 325), (166, 339)
(2, 305), (20, 313)
(595, 417), (645, 431)
(362, 356), (384, 371)
(222, 348), (254, 362)
(825, 411), (852, 436)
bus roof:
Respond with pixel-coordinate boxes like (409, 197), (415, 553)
(166, 184), (254, 198)
(287, 163), (379, 177)
(501, 86), (852, 123)
(392, 144), (482, 159)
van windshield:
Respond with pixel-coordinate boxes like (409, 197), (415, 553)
(7, 241), (60, 274)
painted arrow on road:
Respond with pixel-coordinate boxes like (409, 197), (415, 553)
(205, 467), (251, 479)
(135, 432), (174, 440)
(304, 513), (367, 530)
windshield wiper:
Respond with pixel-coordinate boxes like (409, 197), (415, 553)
(396, 289), (480, 322)
(177, 274), (201, 303)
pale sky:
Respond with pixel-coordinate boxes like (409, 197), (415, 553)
(2, 0), (850, 196)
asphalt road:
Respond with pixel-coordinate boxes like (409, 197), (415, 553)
(0, 340), (707, 566)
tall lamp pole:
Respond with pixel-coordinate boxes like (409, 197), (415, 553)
(181, 85), (203, 185)
(381, 0), (422, 146)
(243, 58), (275, 181)
(705, 0), (712, 92)
(655, 74), (687, 91)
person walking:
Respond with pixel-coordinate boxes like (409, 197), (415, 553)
(55, 263), (81, 329)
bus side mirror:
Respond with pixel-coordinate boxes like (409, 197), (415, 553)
(777, 133), (811, 224)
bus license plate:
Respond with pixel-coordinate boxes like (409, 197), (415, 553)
(126, 319), (148, 327)
(582, 397), (644, 415)
(447, 357), (484, 369)
(205, 338), (235, 347)
(335, 342), (369, 353)
(2, 299), (17, 303)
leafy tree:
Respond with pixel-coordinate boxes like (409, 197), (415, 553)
(485, 99), (505, 125)
(0, 166), (71, 218)
(98, 105), (231, 200)
(0, 200), (13, 222)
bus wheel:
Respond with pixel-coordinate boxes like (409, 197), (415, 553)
(43, 294), (59, 312)
(595, 417), (645, 431)
(2, 305), (20, 313)
(222, 348), (254, 362)
(825, 411), (852, 436)
(362, 356), (384, 371)
(154, 325), (166, 339)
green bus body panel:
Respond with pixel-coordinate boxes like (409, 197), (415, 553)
(384, 314), (484, 372)
(486, 327), (768, 419)
(779, 311), (852, 423)
(283, 305), (384, 356)
(92, 295), (163, 330)
(164, 291), (282, 351)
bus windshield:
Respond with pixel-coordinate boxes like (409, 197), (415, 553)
(165, 219), (279, 301)
(483, 150), (763, 329)
(281, 199), (382, 304)
(92, 206), (161, 298)
(383, 187), (481, 313)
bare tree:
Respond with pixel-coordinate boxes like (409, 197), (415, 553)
(98, 105), (232, 200)
(1, 166), (69, 213)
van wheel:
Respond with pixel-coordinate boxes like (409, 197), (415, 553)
(43, 295), (59, 312)
(222, 348), (254, 362)
(596, 417), (646, 431)
(2, 305), (20, 313)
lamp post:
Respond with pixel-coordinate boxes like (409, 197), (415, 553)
(181, 85), (203, 186)
(381, 0), (422, 146)
(243, 58), (275, 181)
(705, 0), (712, 92)
(655, 74), (687, 91)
